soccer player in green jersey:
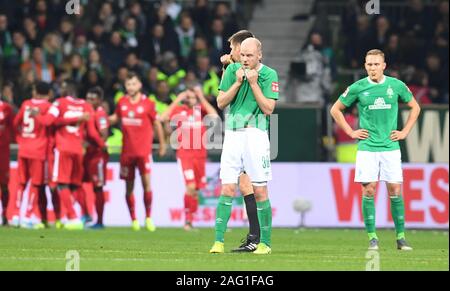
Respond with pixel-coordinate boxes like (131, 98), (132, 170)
(209, 37), (279, 255)
(220, 30), (263, 252)
(330, 49), (421, 251)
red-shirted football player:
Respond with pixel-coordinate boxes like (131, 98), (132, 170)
(14, 82), (53, 229)
(33, 82), (105, 230)
(0, 98), (14, 226)
(109, 72), (166, 231)
(81, 86), (109, 229)
(161, 86), (218, 230)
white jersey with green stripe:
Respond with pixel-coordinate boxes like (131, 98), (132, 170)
(219, 62), (279, 131)
(339, 75), (413, 152)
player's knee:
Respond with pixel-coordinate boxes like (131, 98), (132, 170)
(221, 184), (236, 196)
(186, 184), (197, 195)
(253, 186), (268, 202)
(362, 183), (377, 196)
(239, 179), (253, 195)
(387, 183), (402, 197)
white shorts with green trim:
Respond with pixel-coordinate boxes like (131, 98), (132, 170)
(355, 149), (403, 183)
(220, 128), (272, 185)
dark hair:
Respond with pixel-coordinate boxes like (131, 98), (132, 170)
(60, 80), (78, 97)
(228, 30), (254, 45)
(87, 86), (104, 99)
(126, 72), (141, 81)
(35, 81), (50, 95)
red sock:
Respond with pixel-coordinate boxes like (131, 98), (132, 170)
(184, 194), (193, 224)
(25, 185), (40, 219)
(191, 195), (199, 214)
(126, 194), (136, 221)
(13, 184), (26, 217)
(59, 188), (77, 220)
(144, 191), (152, 218)
(94, 189), (104, 224)
(75, 187), (88, 216)
(50, 187), (61, 220)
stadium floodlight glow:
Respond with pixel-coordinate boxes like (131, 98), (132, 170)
(293, 198), (312, 228)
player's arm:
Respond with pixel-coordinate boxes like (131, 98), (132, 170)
(160, 91), (187, 122)
(54, 113), (90, 126)
(32, 106), (57, 126)
(217, 67), (244, 110)
(86, 116), (105, 149)
(13, 105), (25, 130)
(154, 119), (167, 157)
(247, 69), (276, 115)
(108, 113), (119, 125)
(390, 97), (421, 141)
(330, 100), (368, 140)
(193, 86), (219, 117)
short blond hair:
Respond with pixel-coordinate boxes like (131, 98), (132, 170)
(366, 49), (385, 61)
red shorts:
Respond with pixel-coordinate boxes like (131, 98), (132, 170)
(52, 150), (83, 185)
(120, 155), (152, 181)
(18, 157), (46, 185)
(0, 151), (9, 185)
(177, 157), (206, 189)
(83, 153), (109, 187)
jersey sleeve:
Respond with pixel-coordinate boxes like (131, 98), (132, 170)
(397, 81), (413, 103)
(97, 109), (109, 131)
(339, 83), (359, 107)
(114, 99), (123, 117)
(219, 64), (236, 92)
(13, 104), (25, 129)
(261, 69), (279, 100)
(147, 99), (157, 123)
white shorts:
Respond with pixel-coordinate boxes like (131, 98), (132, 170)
(220, 128), (272, 185)
(355, 150), (403, 183)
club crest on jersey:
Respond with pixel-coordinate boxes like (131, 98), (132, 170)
(137, 106), (144, 114)
(387, 85), (394, 98)
(0, 112), (4, 120)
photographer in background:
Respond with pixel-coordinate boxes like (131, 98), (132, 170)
(287, 32), (333, 106)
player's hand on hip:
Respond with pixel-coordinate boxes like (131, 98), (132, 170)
(350, 129), (369, 140)
(390, 130), (407, 141)
(236, 68), (245, 84)
(246, 69), (259, 85)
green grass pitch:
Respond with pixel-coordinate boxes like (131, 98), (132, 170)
(0, 227), (447, 271)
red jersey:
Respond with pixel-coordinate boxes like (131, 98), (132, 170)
(115, 94), (157, 157)
(0, 100), (14, 149)
(14, 98), (51, 160)
(170, 104), (207, 158)
(86, 106), (109, 156)
(37, 96), (105, 154)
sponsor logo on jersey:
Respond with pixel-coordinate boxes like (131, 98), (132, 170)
(342, 87), (349, 97)
(368, 97), (392, 110)
(271, 82), (279, 93)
